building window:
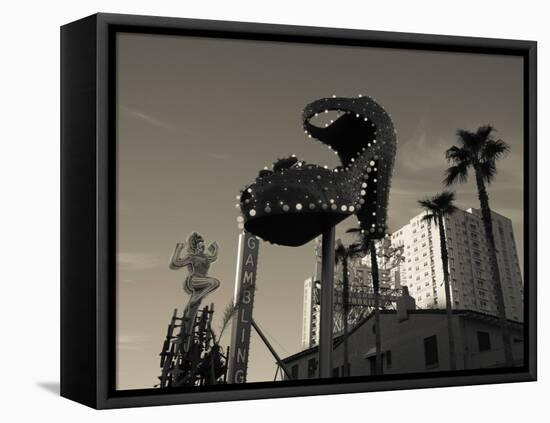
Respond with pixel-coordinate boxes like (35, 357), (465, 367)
(424, 335), (439, 368)
(291, 364), (299, 380)
(307, 358), (317, 378)
(332, 367), (340, 377)
(386, 351), (392, 368)
(477, 331), (491, 352)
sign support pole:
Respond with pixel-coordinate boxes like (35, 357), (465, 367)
(319, 226), (335, 379)
(251, 319), (293, 380)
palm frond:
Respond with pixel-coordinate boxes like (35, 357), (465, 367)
(456, 128), (482, 153)
(482, 138), (510, 162)
(215, 301), (239, 344)
(418, 198), (436, 212)
(443, 162), (469, 186)
(433, 191), (456, 210)
(479, 160), (497, 184)
(444, 204), (458, 215)
(445, 145), (471, 165)
(476, 125), (495, 141)
(421, 212), (437, 224)
(215, 282), (259, 344)
(419, 191), (457, 223)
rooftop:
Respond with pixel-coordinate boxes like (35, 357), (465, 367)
(283, 308), (523, 363)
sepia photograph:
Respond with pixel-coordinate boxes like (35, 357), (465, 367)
(114, 30), (527, 391)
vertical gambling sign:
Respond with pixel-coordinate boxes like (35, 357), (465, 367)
(228, 231), (259, 383)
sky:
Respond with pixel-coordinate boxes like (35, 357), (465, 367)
(115, 32), (524, 390)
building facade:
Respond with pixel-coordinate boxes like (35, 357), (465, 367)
(391, 207), (523, 322)
(286, 295), (524, 379)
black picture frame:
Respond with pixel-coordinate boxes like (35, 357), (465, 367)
(60, 12), (537, 409)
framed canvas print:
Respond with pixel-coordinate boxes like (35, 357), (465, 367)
(60, 13), (537, 409)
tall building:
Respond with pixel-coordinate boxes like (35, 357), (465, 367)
(301, 277), (319, 349)
(301, 240), (323, 349)
(391, 207), (523, 322)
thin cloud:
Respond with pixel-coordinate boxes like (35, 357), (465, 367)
(397, 122), (450, 174)
(118, 334), (149, 351)
(120, 105), (173, 130)
(206, 152), (233, 161)
(390, 186), (434, 198)
(118, 252), (161, 271)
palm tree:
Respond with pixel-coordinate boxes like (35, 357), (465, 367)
(444, 125), (513, 366)
(334, 240), (354, 377)
(418, 191), (458, 371)
(346, 228), (383, 375)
